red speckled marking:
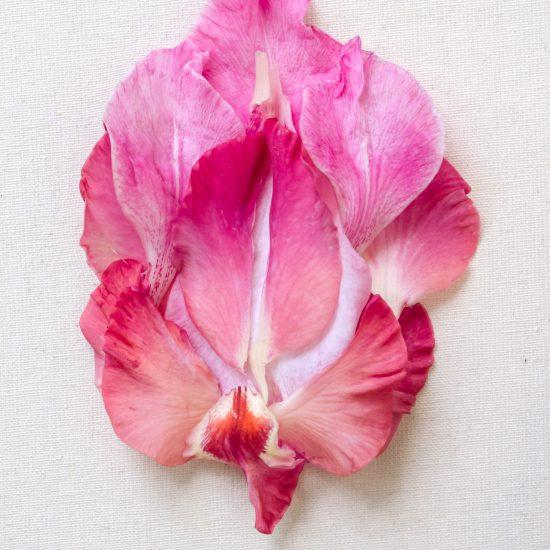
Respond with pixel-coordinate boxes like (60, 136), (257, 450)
(202, 387), (272, 464)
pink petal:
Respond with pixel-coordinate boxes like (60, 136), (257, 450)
(267, 211), (371, 401)
(164, 278), (249, 393)
(175, 134), (269, 371)
(271, 295), (407, 475)
(243, 458), (304, 534)
(381, 304), (435, 452)
(79, 134), (146, 275)
(396, 304), (435, 405)
(105, 43), (243, 302)
(301, 39), (445, 248)
(176, 124), (342, 399)
(364, 159), (481, 313)
(101, 289), (220, 466)
(190, 0), (341, 125)
(260, 123), (342, 364)
(79, 259), (146, 386)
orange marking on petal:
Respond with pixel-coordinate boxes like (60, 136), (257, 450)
(202, 387), (273, 464)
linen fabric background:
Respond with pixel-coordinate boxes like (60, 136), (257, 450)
(1, 1), (548, 548)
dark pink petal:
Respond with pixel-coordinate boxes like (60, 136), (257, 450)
(271, 295), (407, 475)
(176, 134), (269, 371)
(102, 290), (220, 466)
(381, 304), (435, 452)
(301, 39), (444, 248)
(105, 43), (243, 301)
(79, 259), (146, 386)
(190, 0), (341, 124)
(243, 458), (304, 534)
(258, 124), (342, 368)
(79, 134), (146, 275)
(396, 304), (435, 404)
(364, 159), (481, 313)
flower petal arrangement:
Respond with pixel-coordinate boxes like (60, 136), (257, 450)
(80, 0), (480, 534)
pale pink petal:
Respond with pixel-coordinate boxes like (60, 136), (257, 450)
(252, 51), (295, 130)
(381, 304), (435, 452)
(79, 134), (146, 275)
(80, 259), (146, 386)
(105, 43), (243, 302)
(102, 289), (220, 466)
(164, 278), (249, 393)
(267, 220), (371, 401)
(190, 0), (341, 124)
(301, 38), (445, 248)
(364, 159), (481, 313)
(243, 458), (304, 534)
(175, 134), (269, 371)
(271, 295), (407, 475)
(261, 124), (342, 361)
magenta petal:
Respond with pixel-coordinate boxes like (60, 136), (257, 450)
(301, 39), (445, 248)
(244, 458), (304, 534)
(190, 0), (341, 124)
(176, 134), (269, 371)
(79, 259), (146, 386)
(105, 43), (243, 302)
(79, 134), (146, 275)
(271, 295), (407, 475)
(364, 159), (481, 313)
(102, 289), (220, 466)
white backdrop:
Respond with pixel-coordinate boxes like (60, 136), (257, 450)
(1, 1), (549, 548)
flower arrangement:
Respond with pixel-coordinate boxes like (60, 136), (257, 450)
(80, 0), (479, 533)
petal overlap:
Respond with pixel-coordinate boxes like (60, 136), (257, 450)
(249, 123), (342, 396)
(102, 289), (221, 466)
(301, 39), (445, 248)
(175, 122), (342, 399)
(381, 304), (435, 452)
(80, 135), (146, 275)
(190, 0), (342, 125)
(80, 0), (480, 534)
(186, 386), (303, 533)
(175, 134), (269, 371)
(271, 296), (407, 475)
(104, 43), (243, 301)
(364, 159), (481, 314)
(80, 259), (146, 386)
